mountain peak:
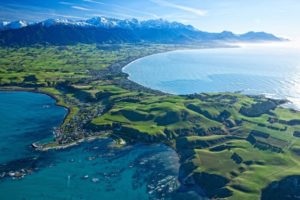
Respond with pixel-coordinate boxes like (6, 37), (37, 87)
(0, 20), (28, 30)
(0, 17), (196, 32)
(0, 21), (9, 27)
(40, 18), (90, 27)
(41, 19), (69, 27)
(239, 31), (286, 41)
(85, 17), (140, 28)
(0, 16), (285, 46)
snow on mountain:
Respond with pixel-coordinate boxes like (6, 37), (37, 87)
(41, 19), (69, 27)
(83, 17), (196, 30)
(38, 17), (140, 29)
(0, 17), (284, 44)
(0, 21), (10, 30)
(85, 17), (137, 28)
(140, 19), (194, 30)
(86, 17), (115, 27)
(6, 20), (28, 29)
(37, 17), (194, 30)
(40, 18), (91, 27)
(0, 20), (28, 30)
(0, 17), (196, 31)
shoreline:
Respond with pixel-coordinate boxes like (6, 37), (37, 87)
(122, 45), (238, 74)
(0, 46), (190, 151)
(121, 48), (299, 112)
(121, 45), (239, 92)
(0, 87), (71, 126)
(1, 43), (297, 152)
(2, 44), (300, 199)
(0, 44), (296, 152)
(39, 132), (112, 151)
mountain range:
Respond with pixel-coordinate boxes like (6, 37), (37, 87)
(0, 17), (285, 46)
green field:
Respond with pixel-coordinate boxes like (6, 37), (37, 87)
(1, 44), (300, 199)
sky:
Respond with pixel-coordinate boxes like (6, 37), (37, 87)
(1, 0), (300, 40)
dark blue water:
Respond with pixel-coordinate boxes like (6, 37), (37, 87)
(0, 91), (190, 200)
(123, 45), (300, 110)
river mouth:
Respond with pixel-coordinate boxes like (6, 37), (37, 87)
(0, 91), (192, 200)
(123, 45), (300, 110)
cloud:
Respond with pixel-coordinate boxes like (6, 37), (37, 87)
(0, 5), (86, 22)
(83, 0), (104, 5)
(49, 13), (86, 19)
(110, 5), (158, 19)
(150, 0), (207, 16)
(83, 0), (158, 19)
(89, 12), (134, 19)
(72, 6), (91, 11)
(59, 1), (73, 6)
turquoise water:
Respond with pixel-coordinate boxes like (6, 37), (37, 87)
(0, 92), (67, 164)
(123, 45), (300, 110)
(0, 92), (197, 200)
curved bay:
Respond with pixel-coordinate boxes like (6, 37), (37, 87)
(0, 91), (184, 200)
(123, 46), (300, 110)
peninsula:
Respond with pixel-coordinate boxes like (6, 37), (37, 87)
(1, 42), (300, 200)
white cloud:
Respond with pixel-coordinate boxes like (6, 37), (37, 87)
(83, 0), (158, 19)
(150, 0), (207, 16)
(72, 6), (91, 11)
(59, 1), (73, 6)
(49, 13), (86, 19)
(83, 0), (104, 5)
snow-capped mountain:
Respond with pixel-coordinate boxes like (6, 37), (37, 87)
(0, 21), (10, 29)
(40, 18), (91, 27)
(0, 17), (285, 46)
(36, 17), (194, 30)
(0, 20), (28, 30)
(85, 17), (120, 28)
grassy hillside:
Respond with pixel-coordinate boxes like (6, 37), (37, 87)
(1, 44), (300, 199)
(90, 91), (300, 199)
